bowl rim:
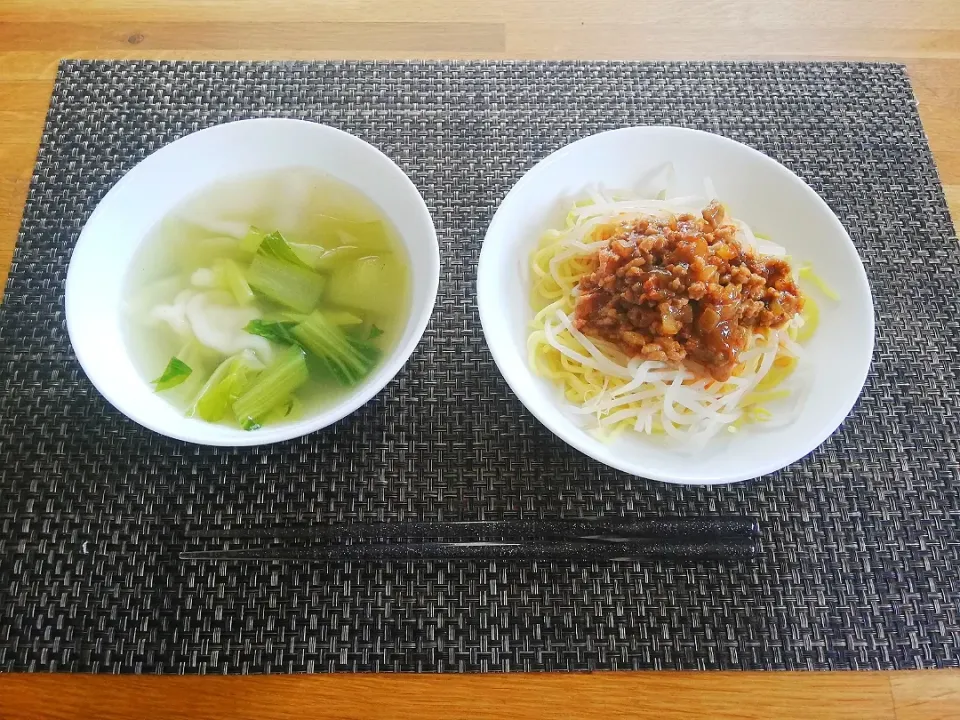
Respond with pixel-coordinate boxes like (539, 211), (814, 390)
(65, 118), (440, 447)
(477, 125), (875, 485)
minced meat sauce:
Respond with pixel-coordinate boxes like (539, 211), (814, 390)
(573, 201), (804, 382)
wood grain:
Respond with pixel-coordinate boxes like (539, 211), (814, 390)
(892, 672), (960, 720)
(0, 671), (905, 720)
(0, 1), (958, 718)
(0, 22), (507, 52)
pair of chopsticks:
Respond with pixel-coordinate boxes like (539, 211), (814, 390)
(180, 517), (761, 562)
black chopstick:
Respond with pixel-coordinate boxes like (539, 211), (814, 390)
(179, 537), (759, 562)
(184, 516), (759, 542)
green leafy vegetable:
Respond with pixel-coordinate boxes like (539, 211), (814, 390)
(152, 357), (193, 392)
(326, 254), (403, 314)
(245, 319), (300, 346)
(292, 311), (380, 386)
(233, 345), (309, 426)
(314, 215), (388, 250)
(309, 244), (364, 270)
(368, 324), (384, 339)
(259, 395), (303, 425)
(258, 230), (311, 268)
(245, 254), (326, 313)
(324, 310), (364, 327)
(216, 258), (255, 305)
(287, 242), (327, 268)
(240, 226), (267, 254)
(188, 352), (261, 422)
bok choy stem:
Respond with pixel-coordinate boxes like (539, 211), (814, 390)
(246, 255), (325, 313)
(292, 311), (379, 386)
(233, 345), (309, 426)
(189, 352), (261, 422)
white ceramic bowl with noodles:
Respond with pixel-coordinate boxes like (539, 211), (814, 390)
(65, 119), (439, 446)
(477, 126), (874, 485)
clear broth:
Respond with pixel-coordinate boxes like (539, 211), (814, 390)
(122, 167), (411, 426)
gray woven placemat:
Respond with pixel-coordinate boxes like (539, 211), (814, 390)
(0, 60), (958, 673)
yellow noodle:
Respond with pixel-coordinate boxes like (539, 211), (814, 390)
(528, 210), (818, 436)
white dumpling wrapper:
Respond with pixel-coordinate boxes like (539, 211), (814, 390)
(183, 291), (272, 360)
(149, 289), (196, 337)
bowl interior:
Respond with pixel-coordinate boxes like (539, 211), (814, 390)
(478, 126), (874, 484)
(66, 119), (439, 446)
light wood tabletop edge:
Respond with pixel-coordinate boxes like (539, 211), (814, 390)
(2, 2), (960, 719)
(1, 669), (960, 720)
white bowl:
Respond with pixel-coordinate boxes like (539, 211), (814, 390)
(478, 126), (874, 485)
(66, 119), (439, 446)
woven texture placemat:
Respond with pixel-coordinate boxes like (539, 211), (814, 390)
(1, 60), (958, 673)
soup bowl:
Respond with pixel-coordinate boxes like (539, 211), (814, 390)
(66, 118), (439, 446)
(477, 126), (874, 485)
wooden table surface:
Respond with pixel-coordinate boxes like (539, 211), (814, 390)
(1, 1), (959, 718)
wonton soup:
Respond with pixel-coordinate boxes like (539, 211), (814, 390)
(122, 167), (411, 431)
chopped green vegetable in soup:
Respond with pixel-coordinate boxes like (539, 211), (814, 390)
(122, 167), (411, 431)
(292, 311), (381, 386)
(152, 357), (192, 391)
(246, 254), (326, 313)
(244, 319), (300, 345)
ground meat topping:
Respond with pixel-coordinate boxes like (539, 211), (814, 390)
(573, 201), (804, 381)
